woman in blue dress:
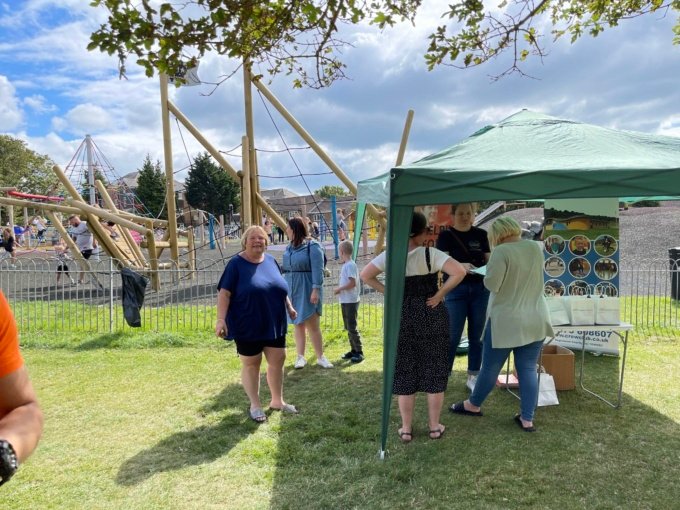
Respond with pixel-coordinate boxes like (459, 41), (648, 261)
(283, 217), (334, 369)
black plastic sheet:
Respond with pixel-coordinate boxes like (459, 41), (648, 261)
(121, 268), (148, 327)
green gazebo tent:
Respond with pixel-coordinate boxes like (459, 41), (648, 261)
(355, 109), (680, 457)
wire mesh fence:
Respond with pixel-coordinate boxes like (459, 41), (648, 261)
(1, 255), (678, 338)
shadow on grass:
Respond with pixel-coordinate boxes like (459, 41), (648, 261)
(267, 352), (680, 509)
(116, 382), (253, 486)
(73, 332), (128, 350)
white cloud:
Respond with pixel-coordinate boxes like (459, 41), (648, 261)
(50, 116), (67, 132)
(1, 0), (679, 199)
(0, 75), (23, 129)
(23, 94), (56, 113)
(62, 103), (113, 135)
(658, 115), (680, 137)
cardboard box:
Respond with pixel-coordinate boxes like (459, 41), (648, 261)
(541, 345), (575, 390)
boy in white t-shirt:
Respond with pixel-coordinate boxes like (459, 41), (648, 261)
(334, 240), (363, 363)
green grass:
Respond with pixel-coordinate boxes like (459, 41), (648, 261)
(3, 311), (680, 509)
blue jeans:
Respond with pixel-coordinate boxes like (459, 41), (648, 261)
(444, 281), (489, 374)
(470, 326), (544, 421)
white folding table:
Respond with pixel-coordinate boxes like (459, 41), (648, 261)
(503, 323), (633, 408)
(550, 323), (633, 408)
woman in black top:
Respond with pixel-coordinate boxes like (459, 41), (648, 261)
(435, 203), (491, 391)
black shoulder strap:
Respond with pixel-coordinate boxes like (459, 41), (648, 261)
(448, 229), (470, 257)
(425, 246), (432, 273)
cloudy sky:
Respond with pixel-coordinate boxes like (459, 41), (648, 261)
(1, 0), (679, 196)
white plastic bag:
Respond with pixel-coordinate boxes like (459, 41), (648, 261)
(564, 295), (595, 325)
(537, 373), (559, 407)
(594, 296), (620, 325)
(546, 297), (570, 326)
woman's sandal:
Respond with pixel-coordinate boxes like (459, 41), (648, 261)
(270, 403), (299, 414)
(449, 401), (483, 417)
(429, 425), (445, 440)
(514, 414), (536, 432)
(248, 407), (267, 423)
(398, 428), (413, 443)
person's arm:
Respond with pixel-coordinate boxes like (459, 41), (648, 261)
(285, 296), (297, 321)
(334, 276), (356, 295)
(0, 368), (43, 465)
(483, 249), (507, 293)
(215, 288), (231, 338)
(360, 262), (384, 294)
(425, 257), (466, 308)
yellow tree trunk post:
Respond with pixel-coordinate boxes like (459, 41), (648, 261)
(252, 78), (387, 232)
(375, 109), (415, 254)
(145, 220), (160, 290)
(94, 180), (146, 267)
(52, 165), (128, 264)
(243, 60), (261, 225)
(44, 210), (88, 274)
(167, 101), (286, 230)
(241, 135), (252, 228)
(186, 227), (196, 274)
(159, 73), (181, 270)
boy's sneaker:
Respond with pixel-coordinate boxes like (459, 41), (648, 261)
(350, 353), (365, 363)
(341, 351), (355, 360)
(316, 356), (334, 369)
(294, 355), (307, 369)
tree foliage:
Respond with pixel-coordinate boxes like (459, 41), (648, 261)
(315, 184), (351, 198)
(88, 0), (420, 88)
(0, 135), (58, 194)
(184, 153), (240, 218)
(135, 155), (167, 219)
(89, 0), (679, 85)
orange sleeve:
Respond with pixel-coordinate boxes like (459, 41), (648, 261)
(0, 291), (23, 377)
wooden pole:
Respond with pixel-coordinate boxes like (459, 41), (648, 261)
(376, 109), (414, 255)
(145, 220), (160, 290)
(252, 78), (386, 229)
(7, 205), (14, 233)
(65, 201), (128, 263)
(243, 60), (261, 224)
(159, 73), (181, 266)
(167, 100), (286, 230)
(0, 197), (81, 216)
(44, 210), (81, 261)
(187, 227), (196, 274)
(241, 135), (252, 228)
(53, 165), (134, 263)
(94, 180), (146, 267)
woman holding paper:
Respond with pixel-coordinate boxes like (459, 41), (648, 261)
(435, 203), (491, 390)
(449, 216), (554, 432)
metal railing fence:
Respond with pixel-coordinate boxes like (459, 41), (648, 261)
(1, 256), (678, 338)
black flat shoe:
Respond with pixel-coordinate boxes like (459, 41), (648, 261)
(514, 414), (536, 432)
(449, 401), (483, 417)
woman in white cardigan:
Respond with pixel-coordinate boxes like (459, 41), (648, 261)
(449, 216), (553, 432)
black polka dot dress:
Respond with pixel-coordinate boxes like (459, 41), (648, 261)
(393, 271), (450, 395)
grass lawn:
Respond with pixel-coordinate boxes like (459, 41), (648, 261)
(4, 316), (680, 509)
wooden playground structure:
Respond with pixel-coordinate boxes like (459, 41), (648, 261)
(0, 62), (412, 289)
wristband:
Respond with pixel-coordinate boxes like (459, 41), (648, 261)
(0, 439), (18, 486)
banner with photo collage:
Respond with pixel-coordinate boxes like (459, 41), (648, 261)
(543, 198), (620, 355)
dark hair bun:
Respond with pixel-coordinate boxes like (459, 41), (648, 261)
(411, 211), (427, 237)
